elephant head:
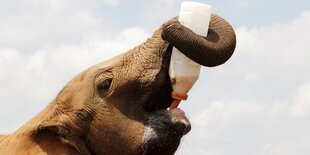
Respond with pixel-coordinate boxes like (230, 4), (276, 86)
(0, 14), (235, 155)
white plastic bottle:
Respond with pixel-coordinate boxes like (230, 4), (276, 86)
(169, 1), (212, 108)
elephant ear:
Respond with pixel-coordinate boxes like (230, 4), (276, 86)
(162, 14), (236, 67)
(32, 121), (92, 155)
(35, 121), (70, 138)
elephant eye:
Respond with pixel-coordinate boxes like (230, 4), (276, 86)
(98, 79), (112, 92)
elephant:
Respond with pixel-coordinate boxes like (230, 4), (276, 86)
(0, 14), (236, 155)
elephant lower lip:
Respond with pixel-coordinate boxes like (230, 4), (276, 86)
(168, 108), (191, 135)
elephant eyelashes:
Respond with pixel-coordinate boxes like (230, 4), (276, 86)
(98, 79), (112, 92)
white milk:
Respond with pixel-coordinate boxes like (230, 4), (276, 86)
(169, 1), (212, 107)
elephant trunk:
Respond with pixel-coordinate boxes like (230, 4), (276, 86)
(162, 14), (236, 67)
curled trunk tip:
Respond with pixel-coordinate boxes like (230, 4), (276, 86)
(162, 14), (236, 67)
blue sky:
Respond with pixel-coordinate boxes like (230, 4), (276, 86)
(0, 0), (310, 155)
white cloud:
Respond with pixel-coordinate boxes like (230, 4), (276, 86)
(0, 0), (117, 53)
(101, 0), (120, 6)
(258, 136), (310, 155)
(290, 81), (310, 118)
(140, 0), (182, 30)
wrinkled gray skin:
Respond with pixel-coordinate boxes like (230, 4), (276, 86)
(0, 15), (236, 155)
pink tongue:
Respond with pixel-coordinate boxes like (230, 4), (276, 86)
(169, 108), (187, 120)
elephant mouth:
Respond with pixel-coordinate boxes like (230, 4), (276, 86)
(141, 45), (191, 153)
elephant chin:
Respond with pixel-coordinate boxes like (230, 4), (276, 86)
(141, 109), (191, 154)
